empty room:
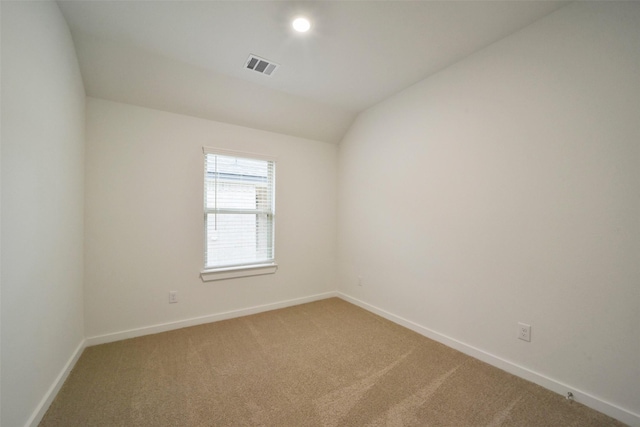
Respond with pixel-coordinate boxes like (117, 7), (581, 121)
(1, 1), (639, 426)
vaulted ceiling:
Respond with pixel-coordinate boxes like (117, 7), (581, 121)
(58, 1), (568, 143)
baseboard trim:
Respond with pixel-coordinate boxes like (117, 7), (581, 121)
(337, 292), (639, 427)
(26, 339), (86, 427)
(86, 291), (338, 347)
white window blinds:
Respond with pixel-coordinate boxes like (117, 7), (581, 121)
(204, 149), (275, 270)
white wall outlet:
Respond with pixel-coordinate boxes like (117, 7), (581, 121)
(357, 276), (363, 286)
(169, 291), (178, 304)
(518, 322), (531, 342)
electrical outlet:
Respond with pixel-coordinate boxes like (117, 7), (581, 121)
(357, 276), (363, 286)
(518, 322), (531, 342)
(169, 291), (178, 304)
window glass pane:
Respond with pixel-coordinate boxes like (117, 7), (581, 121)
(206, 213), (272, 267)
(205, 155), (271, 211)
(207, 181), (258, 210)
(204, 152), (275, 269)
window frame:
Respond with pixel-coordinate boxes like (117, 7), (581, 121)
(200, 147), (277, 282)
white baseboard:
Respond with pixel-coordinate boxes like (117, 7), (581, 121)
(30, 292), (638, 427)
(337, 292), (640, 427)
(29, 292), (337, 427)
(86, 291), (338, 347)
(26, 339), (86, 427)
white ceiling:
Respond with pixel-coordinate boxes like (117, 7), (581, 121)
(58, 1), (568, 143)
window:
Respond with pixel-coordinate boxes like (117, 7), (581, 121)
(201, 148), (277, 281)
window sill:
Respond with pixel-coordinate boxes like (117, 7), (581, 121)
(200, 263), (278, 282)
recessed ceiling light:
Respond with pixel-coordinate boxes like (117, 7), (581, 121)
(292, 17), (311, 33)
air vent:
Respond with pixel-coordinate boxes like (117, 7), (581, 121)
(245, 54), (279, 76)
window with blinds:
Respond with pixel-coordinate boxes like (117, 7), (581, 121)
(203, 149), (275, 271)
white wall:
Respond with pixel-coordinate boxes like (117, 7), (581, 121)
(1, 2), (86, 426)
(338, 1), (640, 423)
(84, 98), (337, 338)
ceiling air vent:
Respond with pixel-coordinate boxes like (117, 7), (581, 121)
(245, 54), (279, 77)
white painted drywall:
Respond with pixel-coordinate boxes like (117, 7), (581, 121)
(84, 98), (337, 338)
(338, 1), (639, 420)
(1, 2), (86, 426)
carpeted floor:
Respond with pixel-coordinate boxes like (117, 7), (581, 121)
(40, 298), (625, 426)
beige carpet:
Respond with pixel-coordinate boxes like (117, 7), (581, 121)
(40, 298), (625, 426)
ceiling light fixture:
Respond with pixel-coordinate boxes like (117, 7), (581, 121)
(292, 17), (311, 33)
